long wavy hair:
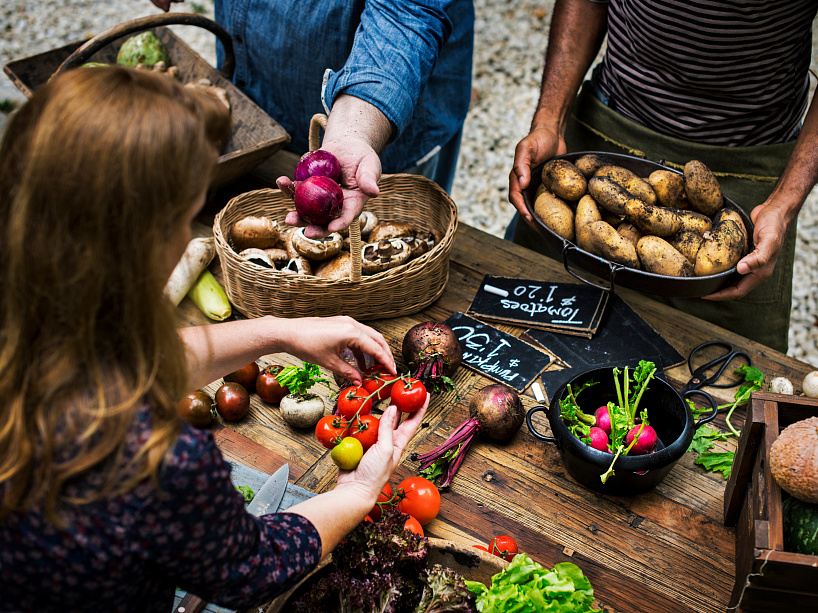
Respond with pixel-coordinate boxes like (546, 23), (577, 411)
(0, 66), (231, 524)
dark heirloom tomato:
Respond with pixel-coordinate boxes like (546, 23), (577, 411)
(215, 382), (250, 421)
(390, 377), (427, 413)
(224, 362), (260, 393)
(177, 391), (214, 428)
(256, 364), (288, 404)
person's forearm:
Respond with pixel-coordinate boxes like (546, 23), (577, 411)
(532, 0), (608, 135)
(324, 94), (393, 155)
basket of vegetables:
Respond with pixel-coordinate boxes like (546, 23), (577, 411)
(526, 361), (718, 495)
(522, 152), (754, 297)
(213, 138), (457, 320)
(3, 13), (290, 188)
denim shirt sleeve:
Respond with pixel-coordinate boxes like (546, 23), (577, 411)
(322, 0), (454, 139)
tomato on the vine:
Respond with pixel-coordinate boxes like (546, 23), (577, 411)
(489, 535), (518, 561)
(369, 483), (394, 521)
(404, 515), (424, 536)
(396, 476), (440, 525)
(330, 437), (363, 470)
(390, 377), (427, 413)
(472, 544), (489, 553)
(362, 365), (398, 402)
(315, 415), (349, 450)
(337, 385), (374, 419)
(349, 414), (379, 451)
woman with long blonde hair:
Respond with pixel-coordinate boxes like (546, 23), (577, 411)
(0, 66), (426, 612)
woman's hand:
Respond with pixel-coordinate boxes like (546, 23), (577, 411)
(336, 398), (429, 501)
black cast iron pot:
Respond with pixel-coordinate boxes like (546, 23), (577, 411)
(526, 366), (717, 495)
(523, 152), (754, 297)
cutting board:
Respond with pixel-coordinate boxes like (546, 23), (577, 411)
(172, 460), (315, 613)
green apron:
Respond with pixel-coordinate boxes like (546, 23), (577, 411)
(514, 83), (797, 352)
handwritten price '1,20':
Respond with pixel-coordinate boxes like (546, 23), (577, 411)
(450, 325), (519, 383)
(499, 284), (583, 324)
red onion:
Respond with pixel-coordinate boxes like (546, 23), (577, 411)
(295, 150), (342, 183)
(294, 175), (343, 225)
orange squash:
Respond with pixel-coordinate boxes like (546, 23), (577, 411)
(770, 416), (818, 504)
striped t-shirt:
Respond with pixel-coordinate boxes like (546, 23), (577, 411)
(591, 0), (818, 146)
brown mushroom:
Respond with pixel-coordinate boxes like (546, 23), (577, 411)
(231, 216), (280, 251)
(281, 256), (312, 276)
(315, 252), (353, 280)
(291, 228), (343, 261)
(368, 221), (416, 243)
(264, 248), (290, 265)
(337, 211), (379, 239)
(238, 248), (276, 268)
(361, 238), (412, 274)
(402, 235), (430, 260)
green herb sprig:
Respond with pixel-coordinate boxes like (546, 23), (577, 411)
(275, 362), (330, 398)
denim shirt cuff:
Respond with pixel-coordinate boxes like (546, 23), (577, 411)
(322, 67), (415, 140)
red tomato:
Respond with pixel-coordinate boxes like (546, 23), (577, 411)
(362, 365), (398, 402)
(215, 382), (250, 421)
(404, 515), (424, 536)
(337, 385), (373, 420)
(473, 544), (489, 552)
(364, 515), (373, 523)
(397, 476), (440, 525)
(256, 365), (289, 404)
(350, 414), (379, 451)
(224, 362), (260, 393)
(390, 377), (427, 413)
(315, 415), (349, 450)
(489, 535), (519, 561)
(369, 483), (394, 522)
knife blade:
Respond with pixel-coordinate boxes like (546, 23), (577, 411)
(246, 463), (289, 517)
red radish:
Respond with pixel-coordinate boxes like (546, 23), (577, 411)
(594, 406), (611, 436)
(295, 149), (342, 182)
(588, 427), (610, 453)
(294, 175), (343, 225)
(626, 423), (658, 455)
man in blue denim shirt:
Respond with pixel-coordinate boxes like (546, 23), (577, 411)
(151, 0), (473, 238)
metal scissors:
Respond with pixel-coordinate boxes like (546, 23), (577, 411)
(680, 341), (753, 395)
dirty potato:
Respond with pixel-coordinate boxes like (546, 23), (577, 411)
(684, 160), (724, 216)
(534, 189), (575, 241)
(542, 159), (587, 201)
(637, 235), (695, 277)
(594, 165), (656, 204)
(588, 176), (634, 216)
(586, 220), (640, 268)
(575, 154), (614, 179)
(574, 195), (601, 253)
(671, 230), (705, 264)
(648, 170), (690, 209)
(623, 199), (682, 237)
(713, 208), (748, 254)
(695, 219), (746, 276)
(617, 222), (643, 248)
(676, 210), (712, 235)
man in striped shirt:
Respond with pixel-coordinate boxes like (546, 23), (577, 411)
(508, 0), (818, 352)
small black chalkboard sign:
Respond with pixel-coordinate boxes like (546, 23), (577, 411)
(467, 275), (608, 338)
(444, 312), (551, 393)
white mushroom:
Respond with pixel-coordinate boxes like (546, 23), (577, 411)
(361, 238), (412, 274)
(803, 371), (818, 398)
(230, 216), (280, 251)
(291, 228), (343, 261)
(770, 377), (794, 395)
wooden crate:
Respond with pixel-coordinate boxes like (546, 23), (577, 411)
(3, 13), (289, 188)
(723, 391), (818, 611)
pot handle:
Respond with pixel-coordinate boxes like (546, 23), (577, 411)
(526, 406), (557, 444)
(684, 389), (719, 428)
(561, 243), (617, 295)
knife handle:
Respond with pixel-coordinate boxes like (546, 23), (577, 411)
(177, 593), (206, 613)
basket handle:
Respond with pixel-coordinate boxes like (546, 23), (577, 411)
(54, 13), (236, 79)
(308, 113), (363, 283)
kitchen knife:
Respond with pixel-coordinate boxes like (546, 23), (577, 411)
(175, 463), (289, 613)
(246, 463), (289, 517)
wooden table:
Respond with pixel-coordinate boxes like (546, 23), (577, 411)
(181, 186), (816, 613)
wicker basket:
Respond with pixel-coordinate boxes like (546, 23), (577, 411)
(214, 173), (458, 320)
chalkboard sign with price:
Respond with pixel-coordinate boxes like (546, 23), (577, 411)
(444, 312), (551, 392)
(467, 275), (609, 338)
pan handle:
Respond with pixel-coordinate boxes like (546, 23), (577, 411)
(561, 243), (618, 294)
(55, 13), (235, 79)
(526, 406), (558, 444)
(684, 389), (719, 428)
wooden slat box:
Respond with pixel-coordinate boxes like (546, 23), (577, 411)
(723, 391), (818, 612)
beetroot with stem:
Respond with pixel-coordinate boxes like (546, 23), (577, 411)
(413, 384), (524, 488)
(401, 321), (462, 394)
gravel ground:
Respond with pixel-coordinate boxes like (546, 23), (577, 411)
(2, 0), (817, 367)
